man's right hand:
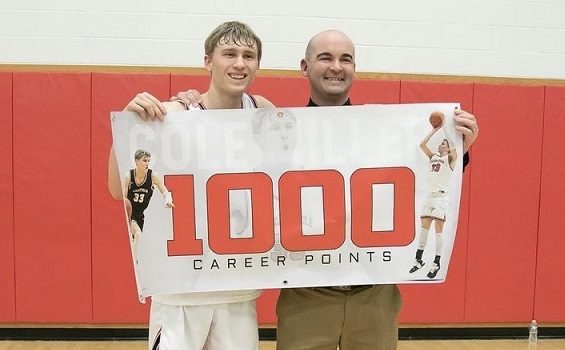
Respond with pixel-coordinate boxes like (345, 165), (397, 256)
(124, 92), (167, 121)
(170, 89), (203, 108)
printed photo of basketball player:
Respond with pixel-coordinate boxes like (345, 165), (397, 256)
(123, 149), (174, 263)
(203, 110), (299, 247)
(409, 111), (457, 279)
(251, 108), (298, 168)
(250, 109), (307, 261)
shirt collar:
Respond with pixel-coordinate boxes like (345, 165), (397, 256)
(307, 98), (352, 107)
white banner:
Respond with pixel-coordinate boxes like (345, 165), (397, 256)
(111, 103), (463, 299)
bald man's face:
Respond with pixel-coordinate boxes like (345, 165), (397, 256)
(301, 32), (355, 104)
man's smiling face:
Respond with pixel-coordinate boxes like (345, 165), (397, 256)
(301, 30), (356, 104)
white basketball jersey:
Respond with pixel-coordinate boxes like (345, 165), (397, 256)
(428, 153), (452, 193)
(153, 93), (261, 306)
(186, 93), (257, 111)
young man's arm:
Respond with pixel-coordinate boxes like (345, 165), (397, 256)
(420, 127), (440, 159)
(448, 147), (458, 170)
(152, 173), (174, 208)
(122, 172), (131, 199)
(108, 147), (123, 200)
(444, 131), (458, 170)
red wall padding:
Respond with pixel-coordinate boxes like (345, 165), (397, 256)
(170, 74), (212, 103)
(398, 81), (474, 323)
(249, 76), (310, 107)
(3, 71), (564, 325)
(350, 78), (401, 104)
(254, 289), (279, 325)
(0, 73), (15, 321)
(465, 84), (544, 322)
(91, 73), (171, 323)
(13, 73), (93, 322)
(535, 86), (565, 322)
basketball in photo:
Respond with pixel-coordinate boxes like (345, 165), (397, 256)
(429, 111), (444, 128)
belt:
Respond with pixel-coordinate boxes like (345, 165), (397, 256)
(323, 285), (372, 291)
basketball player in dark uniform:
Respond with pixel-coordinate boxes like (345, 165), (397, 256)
(123, 149), (174, 261)
(127, 165), (153, 231)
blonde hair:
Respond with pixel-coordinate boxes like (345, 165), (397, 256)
(205, 21), (262, 61)
(134, 149), (151, 161)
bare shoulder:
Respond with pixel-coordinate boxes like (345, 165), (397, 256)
(252, 95), (276, 108)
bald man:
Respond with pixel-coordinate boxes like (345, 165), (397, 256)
(275, 30), (401, 350)
(172, 29), (480, 350)
(276, 30), (478, 350)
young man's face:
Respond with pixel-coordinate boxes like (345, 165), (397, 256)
(205, 39), (260, 96)
(135, 156), (150, 171)
(260, 115), (297, 160)
(301, 32), (355, 103)
(438, 140), (449, 155)
(262, 117), (296, 153)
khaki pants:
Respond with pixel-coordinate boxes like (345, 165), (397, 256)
(276, 285), (402, 350)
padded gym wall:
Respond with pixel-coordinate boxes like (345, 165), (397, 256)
(91, 73), (170, 323)
(1, 71), (563, 325)
(398, 81), (474, 323)
(13, 73), (93, 322)
(465, 84), (544, 322)
(0, 72), (15, 321)
(535, 86), (565, 322)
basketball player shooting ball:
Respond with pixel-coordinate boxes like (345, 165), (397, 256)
(409, 111), (457, 279)
(123, 149), (174, 263)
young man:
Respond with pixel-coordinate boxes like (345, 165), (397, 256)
(172, 29), (479, 350)
(108, 21), (274, 350)
(124, 149), (174, 261)
(410, 127), (457, 279)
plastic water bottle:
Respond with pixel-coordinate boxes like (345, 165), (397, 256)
(528, 320), (538, 349)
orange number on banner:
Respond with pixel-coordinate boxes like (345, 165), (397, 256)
(350, 167), (415, 247)
(166, 168), (415, 256)
(165, 175), (203, 255)
(207, 173), (275, 254)
(279, 170), (346, 251)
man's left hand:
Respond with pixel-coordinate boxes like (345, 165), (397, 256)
(454, 109), (479, 153)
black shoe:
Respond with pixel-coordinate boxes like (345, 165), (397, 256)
(409, 259), (425, 273)
(427, 263), (440, 278)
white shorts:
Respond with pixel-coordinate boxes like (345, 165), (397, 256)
(420, 192), (449, 221)
(148, 300), (259, 350)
